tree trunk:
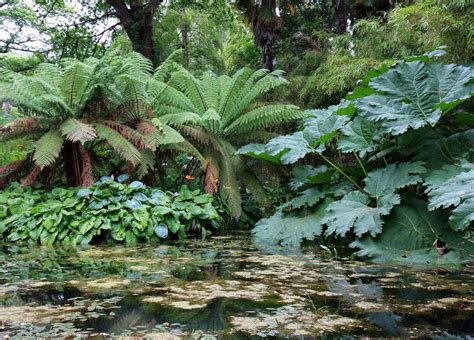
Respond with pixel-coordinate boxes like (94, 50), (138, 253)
(250, 0), (281, 71)
(181, 23), (190, 68)
(106, 0), (161, 64)
(333, 0), (347, 34)
(62, 141), (94, 187)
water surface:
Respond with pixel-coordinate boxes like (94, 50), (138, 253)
(0, 236), (472, 338)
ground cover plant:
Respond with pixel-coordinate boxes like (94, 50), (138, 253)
(239, 51), (474, 266)
(0, 176), (221, 245)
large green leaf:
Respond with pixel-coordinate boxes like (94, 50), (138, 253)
(356, 61), (474, 135)
(363, 162), (426, 197)
(289, 165), (335, 190)
(351, 198), (474, 266)
(302, 108), (350, 152)
(323, 191), (398, 237)
(428, 169), (474, 231)
(237, 132), (312, 165)
(337, 117), (379, 157)
(253, 198), (333, 248)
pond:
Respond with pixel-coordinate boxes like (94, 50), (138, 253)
(0, 236), (472, 338)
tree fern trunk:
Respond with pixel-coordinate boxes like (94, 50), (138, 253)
(63, 141), (85, 187)
(20, 166), (42, 188)
(79, 146), (94, 186)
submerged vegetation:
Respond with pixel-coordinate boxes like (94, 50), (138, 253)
(0, 0), (473, 336)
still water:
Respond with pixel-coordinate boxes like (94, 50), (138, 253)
(0, 236), (472, 338)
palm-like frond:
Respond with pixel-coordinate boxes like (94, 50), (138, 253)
(169, 68), (207, 113)
(33, 129), (64, 169)
(224, 105), (304, 136)
(222, 70), (289, 126)
(94, 123), (143, 166)
(136, 120), (162, 149)
(60, 118), (97, 144)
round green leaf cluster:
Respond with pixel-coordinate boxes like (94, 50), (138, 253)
(0, 177), (221, 245)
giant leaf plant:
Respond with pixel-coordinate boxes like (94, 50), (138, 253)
(240, 52), (474, 266)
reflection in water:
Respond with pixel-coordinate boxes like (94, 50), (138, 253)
(0, 237), (473, 338)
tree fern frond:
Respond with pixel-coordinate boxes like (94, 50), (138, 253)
(153, 51), (182, 82)
(200, 71), (219, 110)
(33, 129), (64, 169)
(160, 124), (185, 145)
(60, 118), (96, 144)
(34, 63), (62, 88)
(169, 68), (207, 113)
(224, 105), (304, 136)
(136, 120), (162, 148)
(60, 59), (94, 109)
(237, 161), (272, 208)
(218, 67), (254, 116)
(148, 79), (198, 112)
(135, 149), (155, 178)
(159, 112), (202, 125)
(223, 70), (289, 126)
(99, 120), (153, 150)
(160, 140), (206, 164)
(218, 146), (242, 219)
(94, 123), (143, 166)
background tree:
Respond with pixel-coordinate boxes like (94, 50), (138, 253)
(236, 0), (282, 70)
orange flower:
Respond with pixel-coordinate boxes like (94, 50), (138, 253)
(185, 175), (193, 181)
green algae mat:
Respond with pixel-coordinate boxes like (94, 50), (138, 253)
(0, 236), (472, 338)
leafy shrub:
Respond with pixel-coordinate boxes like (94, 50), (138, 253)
(0, 176), (221, 246)
(239, 50), (474, 266)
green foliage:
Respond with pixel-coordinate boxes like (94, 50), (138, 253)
(351, 198), (474, 266)
(151, 66), (305, 218)
(253, 196), (333, 248)
(0, 52), (164, 185)
(428, 169), (474, 231)
(244, 55), (474, 266)
(0, 177), (221, 245)
(356, 61), (474, 135)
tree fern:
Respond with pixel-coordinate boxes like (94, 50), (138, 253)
(150, 66), (301, 217)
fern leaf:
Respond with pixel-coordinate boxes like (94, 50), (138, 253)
(223, 69), (289, 126)
(33, 130), (64, 169)
(60, 118), (96, 144)
(94, 123), (143, 166)
(224, 105), (304, 136)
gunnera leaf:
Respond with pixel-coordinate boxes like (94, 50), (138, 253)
(303, 107), (350, 152)
(428, 169), (474, 231)
(351, 198), (474, 266)
(357, 61), (474, 135)
(322, 191), (399, 238)
(363, 161), (426, 197)
(282, 188), (325, 211)
(337, 117), (379, 158)
(253, 198), (333, 248)
(289, 165), (334, 190)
